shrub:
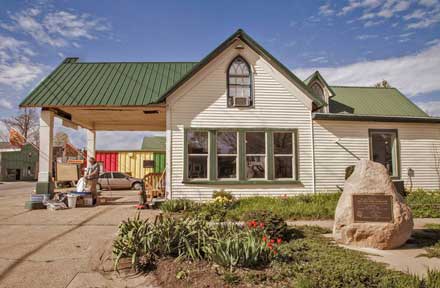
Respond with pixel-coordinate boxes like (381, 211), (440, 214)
(113, 214), (277, 271)
(212, 189), (234, 201)
(242, 210), (289, 239)
(160, 199), (197, 213)
(204, 228), (273, 270)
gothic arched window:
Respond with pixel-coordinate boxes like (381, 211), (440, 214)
(227, 56), (252, 107)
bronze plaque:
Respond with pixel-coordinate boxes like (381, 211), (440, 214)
(353, 194), (393, 223)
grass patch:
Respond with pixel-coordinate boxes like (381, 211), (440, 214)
(407, 190), (440, 218)
(161, 189), (440, 221)
(226, 194), (340, 221)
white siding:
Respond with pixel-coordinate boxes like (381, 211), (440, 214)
(314, 120), (440, 191)
(166, 41), (314, 200)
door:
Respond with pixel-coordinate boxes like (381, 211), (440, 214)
(15, 169), (20, 181)
(112, 172), (131, 189)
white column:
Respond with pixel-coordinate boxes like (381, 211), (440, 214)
(86, 129), (96, 167)
(165, 105), (172, 199)
(37, 110), (54, 183)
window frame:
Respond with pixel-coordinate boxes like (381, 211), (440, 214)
(216, 131), (239, 180)
(183, 128), (299, 184)
(226, 56), (254, 108)
(245, 131), (267, 180)
(272, 131), (296, 180)
(368, 129), (400, 179)
(185, 130), (210, 181)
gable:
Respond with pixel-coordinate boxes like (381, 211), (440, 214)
(163, 29), (324, 110)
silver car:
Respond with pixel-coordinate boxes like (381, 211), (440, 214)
(97, 172), (143, 190)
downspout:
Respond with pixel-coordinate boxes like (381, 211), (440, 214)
(310, 111), (316, 193)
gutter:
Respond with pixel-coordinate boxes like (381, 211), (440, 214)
(312, 113), (440, 123)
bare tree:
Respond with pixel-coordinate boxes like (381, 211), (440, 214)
(374, 80), (392, 88)
(1, 108), (39, 145)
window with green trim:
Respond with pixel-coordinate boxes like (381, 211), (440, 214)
(187, 131), (209, 179)
(369, 129), (399, 177)
(245, 131), (266, 179)
(273, 132), (294, 179)
(217, 131), (238, 179)
(185, 129), (298, 183)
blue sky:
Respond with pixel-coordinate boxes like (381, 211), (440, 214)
(0, 0), (439, 149)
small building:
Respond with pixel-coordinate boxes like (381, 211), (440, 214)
(0, 143), (38, 181)
(94, 136), (165, 178)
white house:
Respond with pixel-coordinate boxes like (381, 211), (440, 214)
(20, 29), (440, 200)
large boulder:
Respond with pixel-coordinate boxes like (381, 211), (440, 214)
(333, 159), (413, 249)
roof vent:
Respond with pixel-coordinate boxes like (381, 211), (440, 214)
(63, 57), (79, 64)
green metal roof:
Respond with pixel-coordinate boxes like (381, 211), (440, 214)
(329, 86), (428, 117)
(20, 60), (197, 107)
(141, 136), (165, 151)
(20, 29), (325, 108)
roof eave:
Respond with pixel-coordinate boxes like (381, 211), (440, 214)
(313, 113), (440, 123)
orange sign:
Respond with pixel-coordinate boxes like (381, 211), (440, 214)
(67, 159), (84, 164)
(9, 129), (26, 148)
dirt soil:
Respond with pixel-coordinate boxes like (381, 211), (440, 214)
(153, 258), (239, 288)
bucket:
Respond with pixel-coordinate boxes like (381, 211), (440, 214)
(67, 194), (78, 208)
(83, 196), (93, 206)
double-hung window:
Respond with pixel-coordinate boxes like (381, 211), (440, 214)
(187, 131), (209, 179)
(369, 129), (399, 177)
(273, 132), (294, 179)
(245, 132), (266, 179)
(217, 131), (238, 179)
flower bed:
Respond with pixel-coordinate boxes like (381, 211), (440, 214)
(113, 216), (440, 287)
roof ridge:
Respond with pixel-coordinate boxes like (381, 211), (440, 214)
(65, 61), (199, 64)
(330, 85), (397, 89)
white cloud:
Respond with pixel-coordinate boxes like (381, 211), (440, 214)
(319, 3), (335, 16)
(335, 0), (440, 30)
(0, 62), (44, 89)
(0, 34), (44, 90)
(415, 101), (440, 116)
(0, 98), (13, 109)
(339, 0), (382, 16)
(356, 34), (378, 40)
(1, 7), (110, 47)
(419, 0), (439, 7)
(309, 56), (328, 63)
(426, 38), (440, 45)
(404, 9), (427, 20)
(295, 43), (440, 97)
(407, 11), (440, 28)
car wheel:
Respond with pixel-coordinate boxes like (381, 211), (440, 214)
(132, 182), (142, 190)
(97, 183), (102, 191)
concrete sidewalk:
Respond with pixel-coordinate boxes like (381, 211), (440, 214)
(0, 182), (160, 288)
(288, 218), (440, 276)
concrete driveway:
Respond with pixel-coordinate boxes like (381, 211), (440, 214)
(0, 181), (160, 288)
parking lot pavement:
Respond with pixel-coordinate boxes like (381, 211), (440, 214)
(0, 182), (160, 288)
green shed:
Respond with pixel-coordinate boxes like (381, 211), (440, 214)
(0, 143), (39, 181)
